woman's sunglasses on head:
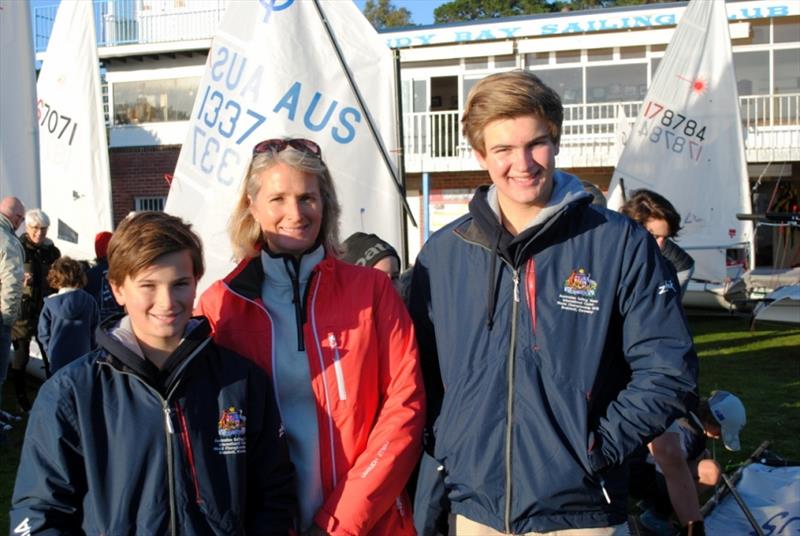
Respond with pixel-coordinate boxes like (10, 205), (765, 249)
(252, 138), (322, 157)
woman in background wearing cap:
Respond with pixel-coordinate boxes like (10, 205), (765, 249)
(197, 138), (425, 536)
(630, 390), (746, 535)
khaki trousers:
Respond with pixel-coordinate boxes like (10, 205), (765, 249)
(448, 515), (630, 536)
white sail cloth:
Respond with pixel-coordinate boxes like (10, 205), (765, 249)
(705, 463), (800, 536)
(166, 0), (402, 294)
(608, 0), (753, 283)
(0, 0), (40, 208)
(37, 1), (112, 259)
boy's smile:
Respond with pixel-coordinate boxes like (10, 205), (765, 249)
(110, 250), (197, 364)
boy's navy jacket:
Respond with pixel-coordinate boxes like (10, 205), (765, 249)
(37, 288), (99, 374)
(409, 173), (698, 534)
(10, 316), (295, 535)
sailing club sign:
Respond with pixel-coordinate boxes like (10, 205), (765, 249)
(382, 1), (797, 49)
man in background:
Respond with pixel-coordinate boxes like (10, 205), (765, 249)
(0, 197), (26, 437)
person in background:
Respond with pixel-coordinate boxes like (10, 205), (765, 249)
(10, 208), (60, 410)
(409, 70), (698, 536)
(340, 232), (402, 285)
(630, 391), (745, 535)
(581, 180), (607, 208)
(85, 231), (124, 321)
(620, 189), (695, 296)
(197, 137), (424, 535)
(11, 211), (295, 533)
(0, 197), (26, 435)
(38, 257), (99, 374)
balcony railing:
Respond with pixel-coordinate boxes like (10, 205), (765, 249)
(33, 0), (227, 52)
(403, 94), (800, 172)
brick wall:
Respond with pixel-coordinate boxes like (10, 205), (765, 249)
(109, 145), (181, 226)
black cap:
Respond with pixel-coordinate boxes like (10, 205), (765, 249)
(340, 232), (400, 268)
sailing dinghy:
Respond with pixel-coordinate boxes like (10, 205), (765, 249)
(607, 0), (754, 310)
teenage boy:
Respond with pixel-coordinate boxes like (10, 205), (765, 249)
(11, 212), (295, 534)
(409, 71), (699, 535)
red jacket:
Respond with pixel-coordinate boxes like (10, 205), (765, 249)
(197, 253), (424, 535)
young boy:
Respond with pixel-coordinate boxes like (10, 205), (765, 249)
(38, 256), (99, 375)
(11, 212), (295, 534)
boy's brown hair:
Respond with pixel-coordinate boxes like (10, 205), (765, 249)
(620, 189), (683, 238)
(47, 257), (87, 289)
(107, 212), (204, 285)
(462, 70), (563, 156)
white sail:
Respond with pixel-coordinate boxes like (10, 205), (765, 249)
(166, 0), (403, 293)
(0, 0), (40, 208)
(607, 0), (753, 284)
(37, 1), (112, 259)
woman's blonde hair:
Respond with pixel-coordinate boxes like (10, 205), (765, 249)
(229, 144), (341, 260)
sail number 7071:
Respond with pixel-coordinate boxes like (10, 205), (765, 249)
(639, 100), (707, 162)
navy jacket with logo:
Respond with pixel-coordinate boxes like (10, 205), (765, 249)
(10, 316), (295, 535)
(409, 172), (698, 534)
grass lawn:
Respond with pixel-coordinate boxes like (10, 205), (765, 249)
(0, 315), (798, 529)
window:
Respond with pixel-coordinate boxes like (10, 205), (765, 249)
(465, 57), (488, 70)
(620, 46), (646, 60)
(134, 196), (166, 212)
(113, 77), (200, 125)
(587, 64), (646, 102)
(494, 55), (516, 69)
(462, 78), (479, 107)
(587, 48), (613, 62)
(733, 51), (770, 95)
(650, 57), (662, 82)
(525, 52), (549, 67)
(556, 50), (581, 64)
(534, 68), (582, 104)
(774, 16), (800, 43)
(774, 49), (800, 94)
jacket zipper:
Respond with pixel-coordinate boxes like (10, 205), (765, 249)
(163, 402), (178, 535)
(307, 273), (339, 488)
(505, 267), (520, 533)
(98, 345), (206, 535)
(327, 332), (347, 401)
(222, 283), (281, 414)
(176, 403), (204, 504)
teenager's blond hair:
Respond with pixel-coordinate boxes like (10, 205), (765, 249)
(229, 145), (341, 260)
(107, 211), (204, 285)
(462, 70), (563, 156)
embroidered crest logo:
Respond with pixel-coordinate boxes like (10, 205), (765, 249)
(563, 268), (598, 298)
(214, 407), (247, 455)
(218, 407), (247, 437)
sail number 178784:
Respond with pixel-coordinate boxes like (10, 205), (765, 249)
(638, 100), (707, 162)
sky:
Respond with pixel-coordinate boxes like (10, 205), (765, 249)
(353, 0), (450, 26)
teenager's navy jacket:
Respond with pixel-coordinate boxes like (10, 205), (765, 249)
(10, 316), (295, 535)
(409, 173), (698, 534)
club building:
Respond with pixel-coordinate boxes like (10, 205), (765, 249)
(33, 0), (800, 265)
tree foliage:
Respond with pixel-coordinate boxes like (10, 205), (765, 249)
(434, 0), (555, 23)
(433, 0), (680, 23)
(363, 0), (414, 30)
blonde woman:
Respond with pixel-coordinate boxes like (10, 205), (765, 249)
(198, 138), (424, 536)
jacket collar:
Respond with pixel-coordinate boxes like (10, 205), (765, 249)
(96, 315), (212, 396)
(225, 246), (336, 301)
(0, 213), (14, 234)
(464, 171), (592, 265)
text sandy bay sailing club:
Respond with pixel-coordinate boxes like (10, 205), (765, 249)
(384, 2), (795, 48)
(189, 42), (363, 187)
